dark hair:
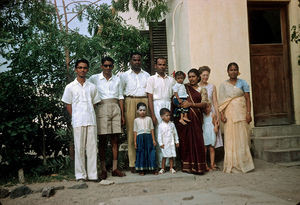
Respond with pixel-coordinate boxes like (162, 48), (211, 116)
(188, 68), (201, 82)
(130, 52), (142, 59)
(75, 59), (89, 68)
(101, 56), (114, 65)
(160, 108), (170, 116)
(198, 66), (211, 74)
(137, 102), (147, 110)
(227, 62), (239, 71)
(175, 71), (186, 79)
(155, 56), (167, 64)
(188, 68), (200, 77)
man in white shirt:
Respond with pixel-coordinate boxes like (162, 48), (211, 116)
(146, 57), (176, 167)
(89, 56), (125, 179)
(120, 52), (150, 173)
(62, 59), (101, 182)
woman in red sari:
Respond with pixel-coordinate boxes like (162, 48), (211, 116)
(175, 69), (208, 174)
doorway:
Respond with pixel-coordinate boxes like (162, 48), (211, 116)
(248, 2), (294, 126)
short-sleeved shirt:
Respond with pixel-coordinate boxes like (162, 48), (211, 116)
(61, 79), (101, 128)
(89, 73), (124, 100)
(133, 116), (154, 135)
(145, 73), (176, 101)
(120, 69), (150, 97)
(172, 83), (188, 98)
(234, 78), (250, 93)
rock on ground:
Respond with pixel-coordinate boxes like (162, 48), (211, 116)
(10, 185), (32, 199)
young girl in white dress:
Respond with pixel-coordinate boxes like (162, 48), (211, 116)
(157, 108), (179, 174)
(134, 102), (157, 176)
(203, 103), (219, 170)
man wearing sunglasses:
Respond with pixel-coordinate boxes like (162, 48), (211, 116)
(89, 56), (126, 180)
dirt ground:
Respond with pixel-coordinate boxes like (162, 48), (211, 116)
(1, 159), (300, 205)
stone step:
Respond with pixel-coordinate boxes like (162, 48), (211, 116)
(276, 161), (300, 167)
(263, 147), (300, 163)
(252, 125), (300, 138)
(252, 135), (300, 150)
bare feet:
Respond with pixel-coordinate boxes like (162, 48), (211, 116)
(112, 169), (126, 177)
(210, 164), (220, 171)
(206, 164), (211, 172)
(179, 119), (187, 125)
(139, 172), (145, 176)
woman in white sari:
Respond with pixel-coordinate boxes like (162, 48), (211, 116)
(219, 62), (254, 173)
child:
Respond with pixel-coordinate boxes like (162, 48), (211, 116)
(61, 59), (101, 181)
(134, 102), (157, 176)
(157, 108), (179, 174)
(203, 103), (219, 170)
(172, 71), (190, 125)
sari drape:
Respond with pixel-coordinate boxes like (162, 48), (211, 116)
(219, 81), (254, 173)
(175, 84), (207, 174)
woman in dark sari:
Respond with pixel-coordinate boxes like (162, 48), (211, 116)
(175, 69), (208, 174)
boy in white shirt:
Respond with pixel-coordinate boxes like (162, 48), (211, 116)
(61, 59), (101, 182)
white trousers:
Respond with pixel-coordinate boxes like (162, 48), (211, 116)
(73, 126), (98, 180)
(153, 100), (171, 168)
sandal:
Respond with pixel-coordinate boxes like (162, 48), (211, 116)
(158, 169), (165, 174)
(211, 164), (220, 171)
(170, 168), (176, 174)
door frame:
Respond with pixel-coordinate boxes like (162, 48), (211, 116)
(247, 1), (294, 126)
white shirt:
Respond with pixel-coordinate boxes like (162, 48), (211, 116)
(61, 79), (101, 128)
(89, 73), (124, 100)
(145, 73), (175, 101)
(133, 116), (154, 135)
(157, 121), (179, 147)
(172, 82), (188, 98)
(120, 69), (150, 97)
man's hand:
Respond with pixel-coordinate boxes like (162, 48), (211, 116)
(175, 143), (179, 148)
(121, 115), (125, 126)
(160, 144), (164, 149)
(152, 115), (158, 126)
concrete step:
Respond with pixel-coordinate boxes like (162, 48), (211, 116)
(276, 161), (300, 167)
(252, 125), (300, 138)
(253, 135), (300, 150)
(263, 147), (300, 163)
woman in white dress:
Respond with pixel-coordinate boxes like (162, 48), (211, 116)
(199, 66), (223, 170)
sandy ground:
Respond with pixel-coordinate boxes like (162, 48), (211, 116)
(1, 159), (300, 205)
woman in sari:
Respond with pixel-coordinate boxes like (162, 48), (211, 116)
(175, 69), (208, 174)
(219, 62), (254, 173)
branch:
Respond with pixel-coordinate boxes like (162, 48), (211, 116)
(62, 0), (69, 30)
(54, 0), (64, 31)
(65, 1), (94, 8)
(67, 0), (102, 24)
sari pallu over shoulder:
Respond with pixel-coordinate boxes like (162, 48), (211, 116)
(175, 84), (207, 174)
(218, 81), (255, 173)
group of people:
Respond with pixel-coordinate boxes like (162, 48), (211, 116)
(61, 52), (255, 182)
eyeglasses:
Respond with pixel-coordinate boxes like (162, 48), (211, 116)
(76, 66), (88, 69)
(102, 64), (113, 68)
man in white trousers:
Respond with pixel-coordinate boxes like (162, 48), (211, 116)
(146, 57), (175, 167)
(62, 59), (101, 182)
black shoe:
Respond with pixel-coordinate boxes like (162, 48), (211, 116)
(130, 167), (136, 173)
